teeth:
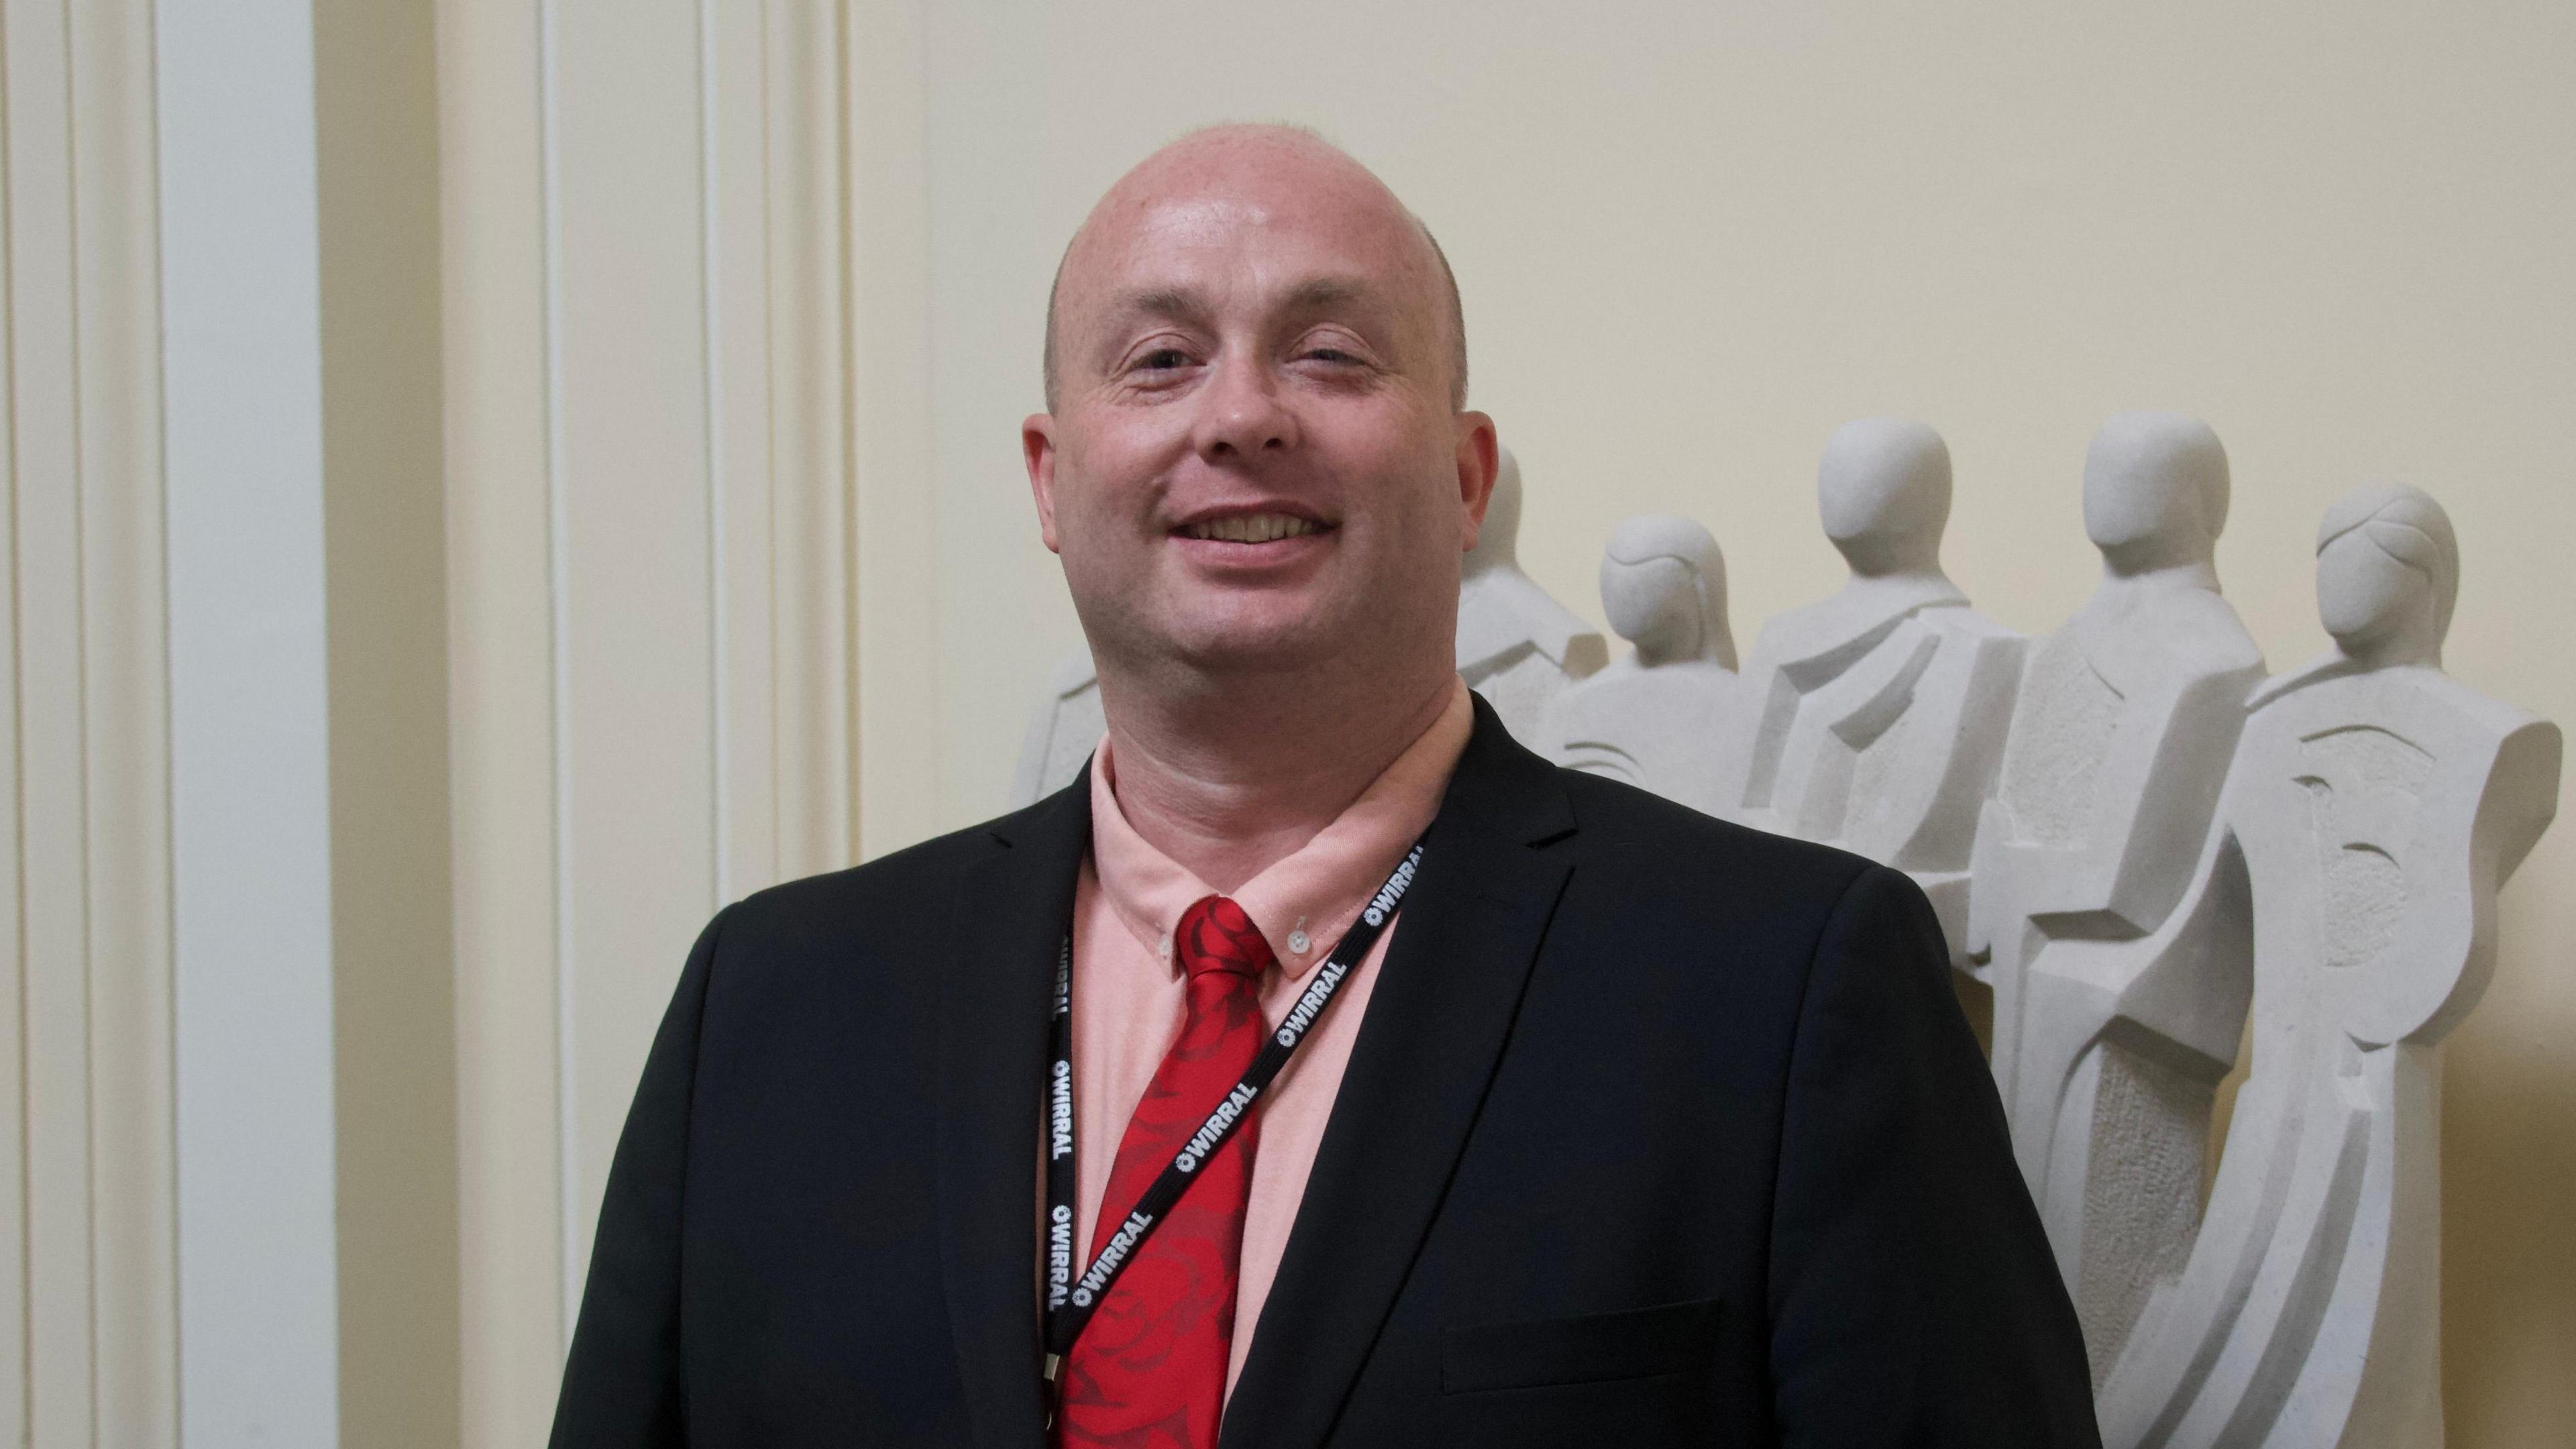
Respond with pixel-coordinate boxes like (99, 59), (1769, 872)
(1184, 513), (1324, 543)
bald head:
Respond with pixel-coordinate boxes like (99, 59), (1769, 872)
(1042, 124), (1467, 413)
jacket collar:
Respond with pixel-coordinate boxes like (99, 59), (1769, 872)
(1221, 696), (1576, 1449)
(934, 698), (1578, 1449)
(936, 763), (1095, 1449)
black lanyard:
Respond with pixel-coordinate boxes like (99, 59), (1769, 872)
(1040, 837), (1428, 1397)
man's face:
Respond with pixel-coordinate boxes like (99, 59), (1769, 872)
(1025, 136), (1495, 683)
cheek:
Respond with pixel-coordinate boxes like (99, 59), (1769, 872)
(2083, 490), (2155, 547)
(1053, 433), (1162, 541)
(2318, 549), (2418, 635)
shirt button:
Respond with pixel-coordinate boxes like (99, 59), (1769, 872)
(1287, 928), (1311, 955)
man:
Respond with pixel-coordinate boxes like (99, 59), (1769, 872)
(551, 125), (2098, 1448)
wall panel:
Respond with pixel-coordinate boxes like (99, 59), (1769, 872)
(441, 3), (862, 1440)
(314, 0), (460, 1442)
(544, 0), (724, 1303)
(439, 0), (566, 1439)
(5, 0), (102, 1436)
(3, 0), (176, 1442)
(158, 0), (343, 1438)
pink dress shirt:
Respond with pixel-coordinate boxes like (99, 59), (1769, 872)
(1067, 678), (1474, 1398)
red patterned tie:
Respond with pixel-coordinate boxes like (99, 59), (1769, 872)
(1056, 894), (1273, 1449)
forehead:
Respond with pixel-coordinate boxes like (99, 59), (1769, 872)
(1062, 147), (1440, 325)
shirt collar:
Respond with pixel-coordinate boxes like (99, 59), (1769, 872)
(1086, 678), (1475, 983)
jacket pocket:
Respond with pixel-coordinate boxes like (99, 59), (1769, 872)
(1440, 1295), (1721, 1394)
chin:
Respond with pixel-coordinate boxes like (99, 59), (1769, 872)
(1144, 583), (1317, 647)
(1167, 622), (1334, 674)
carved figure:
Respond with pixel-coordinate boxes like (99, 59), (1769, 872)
(1540, 515), (1739, 810)
(1009, 648), (1107, 808)
(1709, 419), (2025, 962)
(1457, 449), (1607, 743)
(1968, 415), (2269, 1380)
(2086, 486), (2558, 1448)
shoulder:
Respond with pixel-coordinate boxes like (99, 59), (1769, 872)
(1918, 604), (2024, 643)
(2142, 590), (2263, 674)
(1517, 769), (1950, 1089)
(697, 788), (1076, 1003)
(724, 817), (999, 938)
(1550, 767), (1890, 953)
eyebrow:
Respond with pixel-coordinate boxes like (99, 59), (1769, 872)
(1279, 277), (1381, 313)
(1106, 286), (1210, 326)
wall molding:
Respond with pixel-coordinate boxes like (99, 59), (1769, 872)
(3, 0), (177, 1441)
(443, 3), (880, 1439)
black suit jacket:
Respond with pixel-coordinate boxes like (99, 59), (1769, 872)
(553, 697), (2100, 1448)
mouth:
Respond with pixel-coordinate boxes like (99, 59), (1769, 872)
(1171, 511), (1334, 545)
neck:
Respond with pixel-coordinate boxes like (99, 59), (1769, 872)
(1833, 559), (1956, 610)
(2339, 629), (2442, 672)
(2089, 555), (2220, 609)
(1096, 659), (1458, 894)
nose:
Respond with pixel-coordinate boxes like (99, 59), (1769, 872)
(1191, 352), (1298, 463)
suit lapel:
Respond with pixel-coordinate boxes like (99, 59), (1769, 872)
(1222, 702), (1578, 1449)
(936, 772), (1093, 1449)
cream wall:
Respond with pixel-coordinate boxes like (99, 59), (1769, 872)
(902, 2), (2574, 1444)
(3, 1), (2567, 1445)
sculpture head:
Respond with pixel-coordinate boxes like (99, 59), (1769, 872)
(1600, 514), (1733, 669)
(1024, 124), (1497, 686)
(1463, 447), (1524, 576)
(2315, 484), (2457, 667)
(2082, 413), (2229, 576)
(1817, 419), (1952, 578)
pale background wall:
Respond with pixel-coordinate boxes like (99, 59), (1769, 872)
(1, 1), (2567, 1445)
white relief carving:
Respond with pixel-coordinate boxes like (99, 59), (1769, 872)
(1458, 449), (1608, 745)
(1970, 415), (2268, 1381)
(2089, 486), (2559, 1448)
(996, 433), (2563, 1449)
(1540, 515), (1739, 810)
(1709, 419), (2025, 964)
(1009, 649), (1107, 808)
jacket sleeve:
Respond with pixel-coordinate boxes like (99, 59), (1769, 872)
(549, 907), (729, 1448)
(1768, 865), (2101, 1448)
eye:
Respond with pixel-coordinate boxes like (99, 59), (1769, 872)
(1301, 347), (1359, 364)
(1136, 347), (1192, 371)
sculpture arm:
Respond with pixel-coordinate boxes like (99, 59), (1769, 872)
(2351, 714), (2563, 1048)
(1768, 866), (2100, 1448)
(2095, 664), (2261, 932)
(2096, 795), (2253, 1077)
(549, 909), (728, 1448)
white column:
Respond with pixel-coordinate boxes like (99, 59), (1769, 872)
(156, 3), (341, 1442)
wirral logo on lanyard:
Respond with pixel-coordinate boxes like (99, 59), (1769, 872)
(1038, 837), (1429, 1411)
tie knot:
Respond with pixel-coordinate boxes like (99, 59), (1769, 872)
(1174, 894), (1275, 981)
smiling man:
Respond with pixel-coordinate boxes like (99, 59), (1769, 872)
(550, 125), (2099, 1449)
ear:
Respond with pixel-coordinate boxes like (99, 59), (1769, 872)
(1453, 413), (1499, 553)
(1024, 413), (1063, 554)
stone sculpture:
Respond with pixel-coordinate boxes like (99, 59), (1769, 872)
(1709, 419), (2025, 963)
(2084, 486), (2559, 1448)
(998, 412), (2565, 1447)
(1457, 449), (1607, 743)
(1540, 515), (1740, 810)
(1968, 415), (2270, 1379)
(1009, 648), (1107, 808)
